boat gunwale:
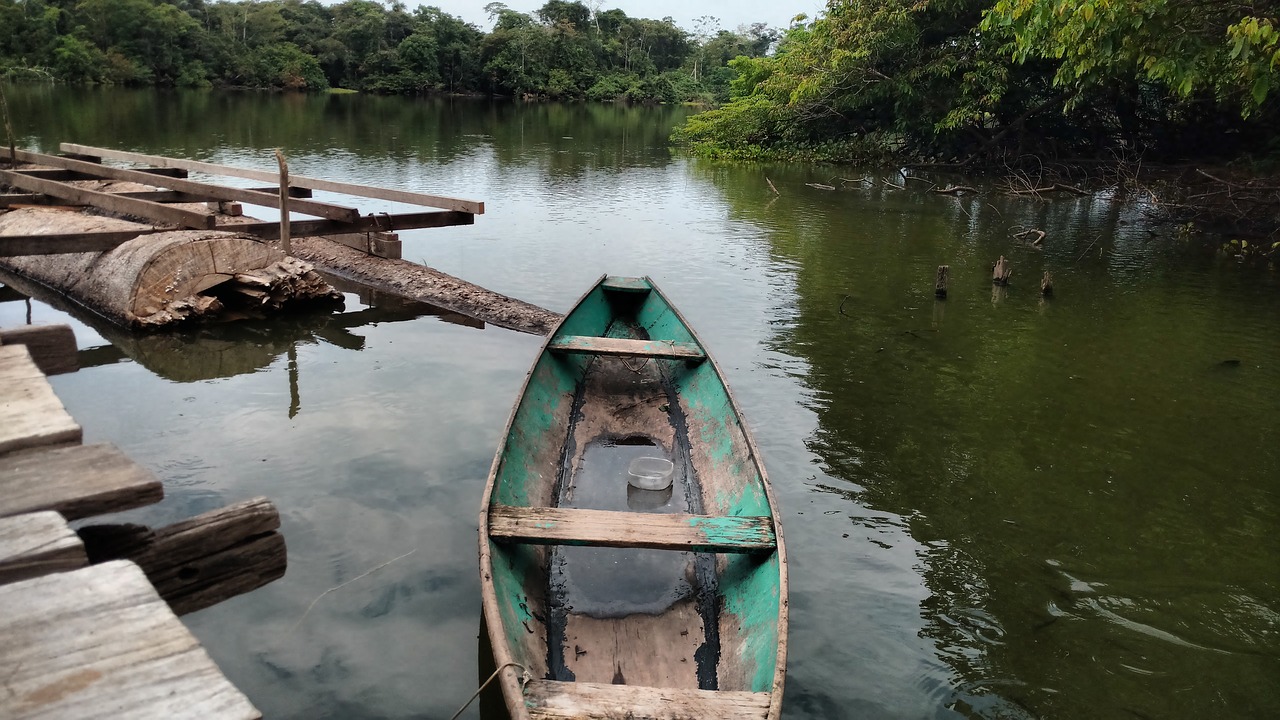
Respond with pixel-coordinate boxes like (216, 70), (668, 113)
(478, 274), (788, 720)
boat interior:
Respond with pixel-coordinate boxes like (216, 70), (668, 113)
(484, 277), (783, 717)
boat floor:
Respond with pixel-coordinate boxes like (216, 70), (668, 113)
(548, 352), (717, 690)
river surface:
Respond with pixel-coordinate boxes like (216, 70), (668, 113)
(3, 85), (1278, 719)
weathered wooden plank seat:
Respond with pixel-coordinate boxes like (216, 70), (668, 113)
(488, 505), (776, 553)
(524, 679), (771, 720)
(547, 335), (705, 361)
(600, 276), (652, 293)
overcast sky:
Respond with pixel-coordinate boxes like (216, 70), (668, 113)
(410, 0), (826, 34)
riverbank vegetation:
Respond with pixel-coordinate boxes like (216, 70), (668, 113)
(673, 0), (1279, 243)
(0, 0), (775, 103)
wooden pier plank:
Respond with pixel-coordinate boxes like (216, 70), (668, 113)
(0, 324), (79, 375)
(0, 345), (82, 454)
(62, 143), (486, 214)
(0, 511), (88, 585)
(0, 442), (164, 520)
(0, 560), (261, 719)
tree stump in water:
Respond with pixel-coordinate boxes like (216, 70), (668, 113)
(1041, 271), (1054, 296)
(935, 265), (949, 298)
(0, 208), (340, 328)
(992, 256), (1012, 286)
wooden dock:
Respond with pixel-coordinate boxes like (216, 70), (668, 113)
(0, 319), (280, 719)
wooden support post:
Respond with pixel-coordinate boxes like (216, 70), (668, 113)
(77, 497), (287, 616)
(1041, 271), (1054, 296)
(207, 200), (243, 217)
(0, 324), (78, 375)
(992, 256), (1012, 286)
(935, 265), (949, 298)
(0, 83), (14, 168)
(275, 149), (291, 255)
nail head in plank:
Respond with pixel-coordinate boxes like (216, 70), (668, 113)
(62, 143), (485, 215)
(0, 511), (89, 585)
(523, 679), (770, 720)
(0, 442), (164, 520)
(488, 505), (776, 553)
(0, 345), (82, 454)
(548, 335), (705, 361)
(0, 560), (261, 719)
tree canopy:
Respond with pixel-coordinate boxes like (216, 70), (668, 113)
(0, 0), (777, 103)
(674, 0), (1280, 164)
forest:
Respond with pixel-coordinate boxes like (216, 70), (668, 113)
(0, 0), (776, 103)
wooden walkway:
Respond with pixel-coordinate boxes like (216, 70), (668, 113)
(0, 320), (266, 719)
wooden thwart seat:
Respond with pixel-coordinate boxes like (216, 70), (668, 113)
(548, 335), (705, 361)
(524, 679), (770, 720)
(488, 505), (775, 553)
(600, 276), (652, 293)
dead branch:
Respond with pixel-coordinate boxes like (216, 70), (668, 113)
(806, 182), (836, 190)
(932, 185), (977, 195)
(765, 176), (780, 195)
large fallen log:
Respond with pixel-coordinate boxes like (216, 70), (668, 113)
(76, 497), (286, 616)
(289, 236), (560, 335)
(0, 208), (340, 328)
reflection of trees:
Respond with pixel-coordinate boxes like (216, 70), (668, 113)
(707, 166), (1280, 718)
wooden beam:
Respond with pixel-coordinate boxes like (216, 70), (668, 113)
(0, 229), (163, 256)
(0, 511), (88, 585)
(232, 210), (475, 240)
(0, 323), (78, 375)
(523, 680), (770, 720)
(10, 167), (189, 180)
(548, 335), (706, 361)
(0, 168), (216, 230)
(0, 211), (472, 257)
(323, 231), (402, 259)
(488, 505), (776, 553)
(0, 560), (262, 719)
(7, 149), (359, 222)
(0, 443), (164, 520)
(77, 497), (286, 616)
(62, 143), (486, 214)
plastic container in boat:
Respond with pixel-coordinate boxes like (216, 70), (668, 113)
(627, 456), (674, 490)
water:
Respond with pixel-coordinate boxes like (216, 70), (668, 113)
(2, 85), (1277, 718)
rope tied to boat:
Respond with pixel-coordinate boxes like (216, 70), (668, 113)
(448, 661), (530, 720)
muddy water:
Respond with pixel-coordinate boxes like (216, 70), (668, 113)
(2, 85), (1278, 718)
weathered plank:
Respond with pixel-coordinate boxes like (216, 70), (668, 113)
(524, 680), (770, 720)
(548, 335), (706, 361)
(0, 560), (261, 719)
(0, 168), (217, 230)
(0, 443), (163, 520)
(233, 210), (475, 240)
(600, 276), (652, 293)
(324, 231), (402, 259)
(6, 149), (359, 222)
(0, 511), (88, 584)
(78, 497), (286, 616)
(9, 167), (189, 181)
(62, 143), (486, 214)
(0, 324), (78, 375)
(0, 230), (159, 257)
(0, 345), (82, 454)
(488, 505), (776, 553)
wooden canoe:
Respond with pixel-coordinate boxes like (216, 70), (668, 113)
(479, 275), (788, 719)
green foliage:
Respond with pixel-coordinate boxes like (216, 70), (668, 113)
(676, 0), (1280, 164)
(984, 0), (1280, 115)
(0, 0), (779, 103)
